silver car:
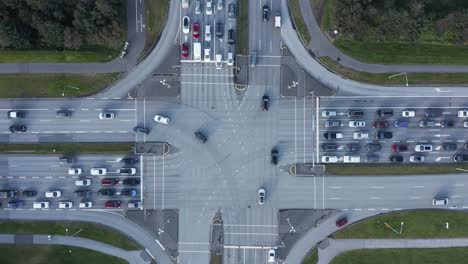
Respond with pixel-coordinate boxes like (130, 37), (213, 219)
(258, 188), (265, 205)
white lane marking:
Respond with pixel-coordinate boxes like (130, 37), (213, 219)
(413, 186), (424, 188)
(370, 197), (381, 200)
(410, 197), (421, 199)
(371, 186), (384, 189)
(330, 186), (342, 189)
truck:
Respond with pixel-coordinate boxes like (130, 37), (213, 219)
(8, 111), (24, 119)
(193, 42), (201, 62)
(0, 190), (18, 198)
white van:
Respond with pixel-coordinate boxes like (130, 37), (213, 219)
(343, 156), (361, 163)
(33, 201), (50, 209)
(275, 15), (281, 28)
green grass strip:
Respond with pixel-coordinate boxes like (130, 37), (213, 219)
(236, 0), (249, 55)
(0, 143), (134, 155)
(303, 247), (318, 264)
(0, 48), (120, 63)
(289, 0), (311, 45)
(325, 163), (468, 176)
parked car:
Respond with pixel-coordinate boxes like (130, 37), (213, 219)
(192, 22), (200, 39)
(321, 156), (338, 163)
(105, 200), (122, 208)
(414, 144), (433, 152)
(22, 190), (37, 197)
(409, 155), (425, 162)
(206, 0), (213, 15)
(58, 201), (73, 209)
(79, 201), (93, 208)
(271, 149), (278, 165)
(75, 178), (92, 186)
(442, 142), (457, 151)
(425, 108), (443, 117)
(182, 16), (190, 33)
(402, 110), (415, 117)
(101, 178), (119, 186)
(228, 3), (236, 20)
(394, 120), (408, 127)
(128, 200), (141, 208)
(98, 189), (116, 197)
(123, 178), (141, 186)
(366, 155), (379, 162)
(99, 112), (114, 120)
(75, 190), (91, 197)
(389, 156), (403, 163)
(91, 168), (107, 176)
(33, 202), (50, 209)
(454, 155), (468, 162)
(120, 189), (138, 197)
(346, 143), (360, 152)
(343, 156), (361, 163)
(391, 144), (408, 152)
(321, 143), (337, 151)
(205, 24), (212, 41)
(181, 43), (189, 58)
(9, 125), (26, 133)
(258, 188), (265, 205)
(440, 120), (454, 128)
(353, 132), (369, 139)
(372, 121), (389, 128)
(217, 0), (223, 10)
(45, 191), (61, 198)
(458, 109), (468, 118)
(118, 168), (136, 175)
(325, 120), (341, 127)
(349, 121), (365, 127)
(324, 132), (343, 140)
(268, 249), (276, 263)
(376, 109), (393, 117)
(7, 201), (24, 208)
(321, 110), (337, 117)
(366, 143), (381, 152)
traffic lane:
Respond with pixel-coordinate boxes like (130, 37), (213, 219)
(0, 98), (136, 112)
(318, 96), (468, 109)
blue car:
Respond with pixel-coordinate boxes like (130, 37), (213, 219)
(394, 120), (408, 127)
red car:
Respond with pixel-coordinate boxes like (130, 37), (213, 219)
(336, 217), (348, 228)
(391, 144), (408, 152)
(101, 178), (119, 186)
(105, 200), (121, 209)
(182, 43), (189, 58)
(192, 22), (200, 39)
(372, 121), (389, 128)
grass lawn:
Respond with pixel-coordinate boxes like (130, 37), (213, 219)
(319, 57), (468, 85)
(0, 143), (134, 155)
(143, 0), (168, 56)
(211, 253), (222, 264)
(335, 39), (468, 65)
(0, 73), (121, 98)
(331, 248), (468, 264)
(303, 247), (318, 264)
(333, 210), (468, 239)
(0, 245), (128, 264)
(0, 221), (139, 251)
(288, 0), (311, 45)
(236, 0), (249, 55)
(0, 47), (121, 63)
(325, 163), (468, 176)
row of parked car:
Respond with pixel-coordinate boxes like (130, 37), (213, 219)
(322, 108), (468, 118)
(29, 200), (141, 209)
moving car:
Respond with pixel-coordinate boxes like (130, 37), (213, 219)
(346, 143), (360, 152)
(91, 168), (107, 176)
(33, 201), (50, 209)
(134, 127), (150, 134)
(181, 0), (189, 8)
(366, 143), (381, 152)
(376, 109), (393, 117)
(258, 188), (265, 205)
(325, 120), (341, 127)
(75, 178), (92, 186)
(45, 191), (61, 198)
(59, 156), (73, 164)
(454, 155), (468, 162)
(432, 198), (449, 206)
(9, 125), (26, 133)
(182, 16), (190, 34)
(409, 155), (424, 162)
(123, 178), (141, 186)
(105, 200), (121, 208)
(182, 43), (189, 58)
(227, 52), (234, 66)
(217, 0), (223, 10)
(154, 114), (170, 124)
(321, 156), (338, 163)
(336, 217), (348, 228)
(68, 168), (82, 175)
(98, 189), (116, 197)
(121, 189), (138, 197)
(324, 132), (343, 140)
(343, 156), (360, 163)
(79, 201), (93, 208)
(321, 143), (337, 151)
(391, 144), (408, 152)
(321, 110), (337, 117)
(262, 95), (269, 111)
(458, 109), (468, 118)
(442, 142), (457, 151)
(228, 3), (236, 20)
(372, 121), (389, 128)
(206, 0), (213, 15)
(464, 121), (468, 127)
(74, 190), (91, 197)
(353, 132), (369, 139)
(56, 110), (71, 118)
(268, 249), (276, 263)
(271, 149), (279, 165)
(249, 51), (257, 67)
(394, 120), (408, 127)
(366, 155), (379, 162)
(440, 120), (454, 128)
(402, 110), (415, 117)
(195, 131), (207, 143)
(414, 144), (433, 152)
(121, 157), (139, 165)
(101, 178), (119, 186)
(389, 155), (403, 163)
(58, 201), (73, 209)
(22, 190), (37, 197)
(99, 112), (114, 120)
(347, 109), (364, 118)
(424, 108), (442, 118)
(262, 5), (270, 21)
(195, 0), (201, 14)
(205, 25), (211, 41)
(192, 22), (200, 39)
(349, 121), (365, 127)
(419, 120), (436, 128)
(376, 131), (392, 139)
(7, 201), (24, 208)
(204, 48), (211, 61)
(8, 111), (24, 119)
(119, 168), (136, 175)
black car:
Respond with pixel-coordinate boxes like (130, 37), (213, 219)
(134, 127), (150, 134)
(323, 132), (342, 140)
(121, 189), (137, 197)
(262, 95), (269, 111)
(195, 131), (207, 143)
(123, 178), (141, 186)
(98, 189), (116, 197)
(376, 109), (393, 117)
(75, 190), (91, 197)
(121, 157), (139, 165)
(7, 201), (24, 208)
(271, 149), (278, 165)
(9, 125), (26, 133)
(59, 156), (73, 164)
(454, 155), (468, 162)
(56, 110), (72, 118)
(262, 5), (270, 21)
(366, 143), (381, 152)
(389, 156), (404, 163)
(346, 143), (360, 152)
(366, 155), (379, 162)
(320, 143), (337, 151)
(440, 120), (454, 128)
(227, 29), (235, 45)
(347, 109), (364, 118)
(376, 131), (392, 139)
(442, 143), (457, 151)
(22, 190), (37, 197)
(215, 22), (224, 38)
(424, 108), (443, 118)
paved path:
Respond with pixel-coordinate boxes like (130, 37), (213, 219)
(318, 238), (468, 264)
(0, 234), (149, 264)
(298, 0), (468, 73)
(0, 0), (146, 74)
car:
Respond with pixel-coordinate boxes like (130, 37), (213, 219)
(346, 143), (360, 152)
(56, 110), (71, 118)
(353, 132), (369, 139)
(325, 120), (341, 127)
(215, 22), (224, 39)
(105, 200), (121, 208)
(227, 29), (235, 45)
(343, 156), (360, 163)
(349, 121), (365, 127)
(7, 201), (24, 208)
(414, 144), (433, 152)
(123, 178), (141, 186)
(204, 48), (211, 62)
(59, 201), (73, 209)
(366, 155), (379, 162)
(205, 25), (211, 41)
(33, 201), (50, 209)
(376, 109), (393, 117)
(432, 198), (449, 206)
(195, 131), (207, 143)
(99, 112), (114, 120)
(464, 121), (468, 127)
(402, 110), (415, 117)
(419, 120), (436, 128)
(192, 22), (200, 39)
(22, 190), (37, 197)
(424, 108), (442, 118)
(154, 114), (170, 125)
(321, 110), (337, 117)
(74, 190), (91, 197)
(195, 0), (201, 14)
(372, 121), (389, 128)
(464, 143), (468, 151)
(442, 142), (457, 151)
(440, 120), (454, 128)
(59, 156), (73, 164)
(258, 188), (265, 204)
(119, 168), (136, 175)
(91, 168), (106, 176)
(262, 95), (269, 111)
(79, 201), (93, 208)
(268, 249), (276, 263)
(347, 109), (364, 118)
(217, 0), (223, 10)
(228, 3), (236, 20)
(134, 127), (150, 134)
(206, 0), (212, 15)
(128, 200), (142, 208)
(181, 0), (189, 8)
(394, 120), (408, 127)
(271, 149), (279, 165)
(409, 155), (425, 162)
(324, 132), (343, 140)
(336, 217), (348, 228)
(454, 154), (468, 162)
(227, 52), (234, 66)
(458, 109), (468, 118)
(182, 16), (190, 34)
(121, 157), (139, 165)
(262, 5), (270, 21)
(101, 178), (119, 186)
(182, 43), (189, 58)
(391, 144), (408, 152)
(121, 189), (138, 197)
(249, 51), (257, 67)
(45, 191), (61, 198)
(366, 143), (381, 152)
(75, 178), (92, 186)
(320, 143), (337, 151)
(68, 168), (82, 175)
(389, 155), (403, 163)
(98, 189), (116, 197)
(8, 111), (24, 119)
(321, 156), (338, 163)
(9, 125), (26, 133)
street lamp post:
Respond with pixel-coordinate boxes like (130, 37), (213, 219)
(61, 85), (80, 96)
(388, 72), (408, 87)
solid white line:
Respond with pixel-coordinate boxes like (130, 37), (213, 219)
(223, 232), (278, 236)
(135, 0), (138, 33)
(181, 81), (233, 85)
(303, 97), (306, 164)
(155, 239), (166, 251)
(140, 154), (144, 205)
(153, 155), (156, 211)
(413, 186), (425, 188)
(371, 186), (385, 189)
(179, 250), (210, 253)
(224, 224), (278, 227)
(162, 151), (165, 210)
(178, 242), (211, 244)
(145, 248), (155, 259)
(223, 245), (276, 249)
(294, 97), (297, 163)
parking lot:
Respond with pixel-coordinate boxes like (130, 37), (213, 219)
(318, 96), (468, 164)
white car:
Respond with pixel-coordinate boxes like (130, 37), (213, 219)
(349, 121), (366, 127)
(321, 110), (337, 117)
(321, 156), (338, 163)
(68, 168), (82, 175)
(402, 110), (415, 117)
(464, 121), (468, 128)
(217, 0), (223, 10)
(154, 115), (170, 125)
(353, 132), (369, 139)
(181, 0), (189, 8)
(458, 110), (468, 118)
(268, 249), (276, 263)
(58, 201), (73, 209)
(205, 25), (211, 41)
(182, 16), (190, 34)
(258, 188), (265, 205)
(99, 112), (115, 120)
(409, 155), (424, 162)
(227, 52), (234, 66)
(414, 144), (433, 152)
(75, 178), (92, 186)
(91, 168), (107, 176)
(206, 0), (213, 15)
(45, 191), (62, 198)
(204, 48), (211, 62)
(433, 198), (448, 206)
(33, 201), (50, 209)
(79, 201), (93, 208)
(343, 156), (361, 163)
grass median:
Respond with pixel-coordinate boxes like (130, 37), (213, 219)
(0, 73), (121, 98)
(0, 48), (120, 63)
(319, 56), (468, 85)
(0, 221), (139, 250)
(325, 163), (468, 176)
(236, 0), (249, 55)
(143, 0), (168, 57)
(0, 143), (134, 155)
(288, 0), (311, 45)
(302, 247), (318, 264)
